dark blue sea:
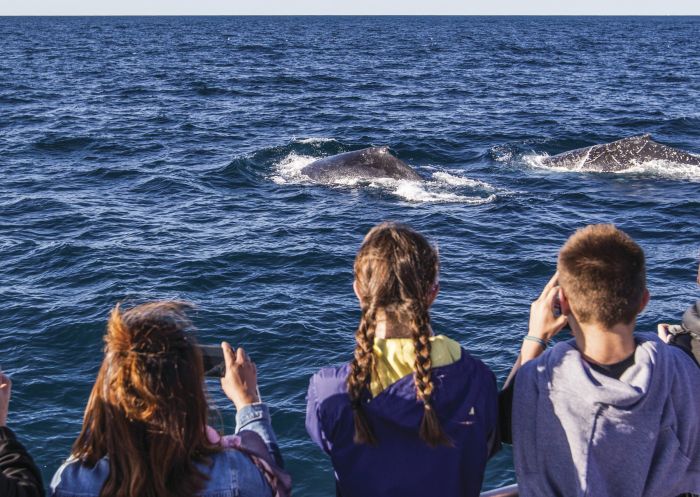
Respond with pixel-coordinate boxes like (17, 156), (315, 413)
(1, 16), (699, 495)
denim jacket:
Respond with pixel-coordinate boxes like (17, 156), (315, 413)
(51, 403), (281, 497)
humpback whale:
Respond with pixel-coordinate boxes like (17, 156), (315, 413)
(541, 134), (700, 172)
(301, 147), (422, 182)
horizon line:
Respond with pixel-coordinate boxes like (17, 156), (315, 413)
(2, 13), (699, 16)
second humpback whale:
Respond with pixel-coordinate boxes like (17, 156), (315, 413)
(541, 134), (700, 172)
(301, 147), (422, 182)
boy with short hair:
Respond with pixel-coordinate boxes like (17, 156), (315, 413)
(503, 224), (700, 497)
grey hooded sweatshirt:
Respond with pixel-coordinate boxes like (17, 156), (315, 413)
(513, 332), (700, 497)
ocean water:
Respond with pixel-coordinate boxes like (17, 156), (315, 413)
(1, 16), (699, 495)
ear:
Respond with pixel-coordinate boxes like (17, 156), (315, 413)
(639, 288), (650, 313)
(426, 282), (439, 308)
(559, 287), (571, 315)
(353, 280), (363, 306)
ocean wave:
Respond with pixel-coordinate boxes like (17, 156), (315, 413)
(34, 135), (94, 153)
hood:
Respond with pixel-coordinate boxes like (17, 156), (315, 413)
(539, 333), (670, 409)
(365, 351), (489, 431)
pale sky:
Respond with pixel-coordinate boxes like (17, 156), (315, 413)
(2, 0), (699, 16)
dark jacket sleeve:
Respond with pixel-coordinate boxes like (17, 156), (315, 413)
(305, 373), (326, 452)
(0, 427), (45, 497)
(498, 377), (514, 445)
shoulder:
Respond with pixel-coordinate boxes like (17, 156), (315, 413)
(202, 450), (272, 497)
(455, 347), (497, 385)
(431, 345), (498, 406)
(308, 363), (350, 403)
(637, 332), (699, 372)
(514, 340), (574, 389)
(51, 457), (109, 497)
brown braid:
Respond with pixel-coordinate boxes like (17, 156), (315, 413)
(409, 301), (452, 447)
(346, 302), (378, 445)
(348, 222), (451, 447)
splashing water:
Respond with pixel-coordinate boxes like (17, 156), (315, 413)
(271, 153), (502, 204)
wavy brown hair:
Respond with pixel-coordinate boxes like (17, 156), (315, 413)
(348, 222), (451, 447)
(72, 301), (219, 497)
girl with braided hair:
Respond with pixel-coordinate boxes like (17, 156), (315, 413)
(306, 222), (499, 497)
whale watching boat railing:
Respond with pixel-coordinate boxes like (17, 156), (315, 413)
(479, 484), (519, 497)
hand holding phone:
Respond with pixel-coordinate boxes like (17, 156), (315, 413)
(0, 368), (11, 427)
(220, 342), (261, 411)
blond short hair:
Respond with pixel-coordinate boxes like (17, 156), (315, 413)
(558, 224), (646, 328)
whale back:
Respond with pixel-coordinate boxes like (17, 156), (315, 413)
(543, 134), (700, 172)
(301, 147), (422, 182)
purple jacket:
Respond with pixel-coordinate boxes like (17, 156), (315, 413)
(306, 349), (499, 497)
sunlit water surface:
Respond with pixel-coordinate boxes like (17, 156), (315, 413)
(1, 16), (699, 495)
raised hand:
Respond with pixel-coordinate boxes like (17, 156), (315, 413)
(0, 371), (12, 427)
(220, 342), (260, 410)
(528, 272), (569, 342)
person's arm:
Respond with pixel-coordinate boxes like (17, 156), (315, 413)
(498, 379), (514, 445)
(504, 272), (569, 388)
(221, 343), (284, 468)
(658, 324), (699, 367)
(0, 373), (45, 497)
(499, 273), (568, 444)
(234, 403), (283, 468)
(304, 375), (326, 451)
(484, 371), (501, 459)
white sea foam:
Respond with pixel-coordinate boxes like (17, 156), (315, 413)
(270, 152), (317, 184)
(431, 171), (496, 190)
(392, 181), (497, 204)
(296, 137), (337, 144)
(272, 153), (502, 203)
(613, 160), (700, 181)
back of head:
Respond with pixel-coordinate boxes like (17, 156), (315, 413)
(73, 301), (216, 497)
(348, 222), (450, 447)
(558, 224), (646, 328)
(354, 222), (438, 313)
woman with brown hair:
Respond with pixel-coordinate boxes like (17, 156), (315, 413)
(51, 301), (288, 497)
(305, 222), (499, 497)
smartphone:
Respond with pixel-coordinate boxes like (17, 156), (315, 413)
(198, 344), (264, 402)
(198, 344), (225, 377)
(553, 294), (562, 317)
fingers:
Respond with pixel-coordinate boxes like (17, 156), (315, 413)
(0, 374), (10, 389)
(541, 271), (560, 296)
(554, 314), (569, 329)
(236, 346), (248, 364)
(221, 341), (236, 370)
(657, 323), (671, 343)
